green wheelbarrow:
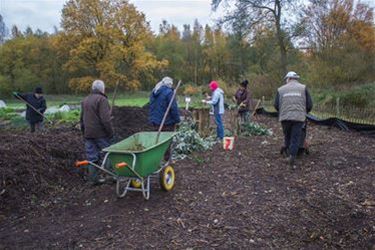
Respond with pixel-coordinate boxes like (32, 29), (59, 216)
(76, 131), (176, 200)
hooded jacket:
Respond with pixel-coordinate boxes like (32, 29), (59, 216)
(207, 88), (225, 115)
(80, 90), (113, 139)
(149, 85), (180, 126)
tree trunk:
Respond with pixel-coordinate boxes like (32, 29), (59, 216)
(275, 0), (287, 75)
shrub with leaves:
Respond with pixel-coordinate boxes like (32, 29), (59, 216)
(0, 108), (18, 121)
(241, 122), (272, 136)
(47, 110), (80, 124)
(172, 118), (217, 160)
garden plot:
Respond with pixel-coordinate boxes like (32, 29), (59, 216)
(0, 107), (374, 249)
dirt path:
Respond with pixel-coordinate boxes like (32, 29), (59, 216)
(0, 108), (374, 249)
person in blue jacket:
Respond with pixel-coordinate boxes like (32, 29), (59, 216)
(149, 76), (180, 161)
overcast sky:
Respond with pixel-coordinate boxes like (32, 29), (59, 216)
(0, 0), (220, 34)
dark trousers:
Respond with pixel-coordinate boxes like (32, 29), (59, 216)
(29, 121), (44, 133)
(238, 111), (250, 124)
(281, 121), (304, 157)
(84, 138), (111, 182)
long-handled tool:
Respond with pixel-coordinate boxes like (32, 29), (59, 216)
(251, 99), (262, 120)
(14, 93), (53, 124)
(110, 80), (120, 115)
(155, 80), (182, 144)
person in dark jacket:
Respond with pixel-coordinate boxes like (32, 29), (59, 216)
(13, 87), (47, 133)
(234, 80), (252, 123)
(80, 80), (114, 185)
(274, 71), (313, 167)
(149, 76), (180, 161)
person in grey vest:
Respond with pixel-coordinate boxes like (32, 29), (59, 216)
(274, 71), (313, 167)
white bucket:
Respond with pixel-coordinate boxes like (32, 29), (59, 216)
(223, 136), (235, 150)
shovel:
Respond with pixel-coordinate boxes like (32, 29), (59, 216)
(155, 80), (182, 144)
(14, 93), (53, 124)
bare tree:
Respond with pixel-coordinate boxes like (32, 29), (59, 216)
(212, 0), (304, 75)
(0, 14), (8, 44)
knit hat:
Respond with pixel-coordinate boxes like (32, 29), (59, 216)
(34, 86), (43, 94)
(241, 80), (249, 87)
(209, 81), (218, 91)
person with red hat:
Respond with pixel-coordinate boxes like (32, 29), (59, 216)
(202, 81), (225, 140)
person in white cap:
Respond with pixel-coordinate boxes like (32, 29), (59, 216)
(274, 71), (313, 167)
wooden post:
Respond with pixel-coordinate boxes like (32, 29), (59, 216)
(110, 80), (119, 115)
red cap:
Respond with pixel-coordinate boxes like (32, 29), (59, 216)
(209, 81), (218, 91)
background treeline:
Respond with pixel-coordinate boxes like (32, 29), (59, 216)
(0, 0), (374, 107)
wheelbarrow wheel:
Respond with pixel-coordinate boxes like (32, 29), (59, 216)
(130, 179), (142, 188)
(160, 165), (175, 192)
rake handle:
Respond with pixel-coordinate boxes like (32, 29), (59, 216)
(15, 93), (53, 124)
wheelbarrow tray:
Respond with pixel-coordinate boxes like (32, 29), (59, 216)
(103, 131), (176, 178)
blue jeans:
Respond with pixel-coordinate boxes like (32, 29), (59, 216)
(281, 121), (304, 157)
(214, 113), (224, 139)
(84, 138), (111, 183)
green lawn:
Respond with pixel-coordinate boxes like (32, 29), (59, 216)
(4, 94), (213, 110)
(5, 92), (150, 109)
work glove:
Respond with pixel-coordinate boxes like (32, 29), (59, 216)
(12, 92), (19, 98)
(201, 99), (207, 104)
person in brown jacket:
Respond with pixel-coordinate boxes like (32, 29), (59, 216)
(80, 80), (113, 185)
(234, 80), (252, 123)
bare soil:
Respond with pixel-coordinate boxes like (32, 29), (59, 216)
(0, 107), (374, 249)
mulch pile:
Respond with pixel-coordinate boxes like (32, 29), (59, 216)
(0, 107), (374, 249)
(0, 128), (84, 212)
(111, 106), (154, 139)
(0, 107), (152, 212)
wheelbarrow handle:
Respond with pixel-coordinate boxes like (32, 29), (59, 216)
(75, 160), (90, 167)
(115, 162), (128, 169)
(74, 160), (117, 177)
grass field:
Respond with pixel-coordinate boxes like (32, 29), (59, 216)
(2, 92), (374, 125)
(3, 91), (210, 110)
(5, 92), (150, 109)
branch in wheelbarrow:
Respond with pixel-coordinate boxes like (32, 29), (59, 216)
(155, 80), (182, 144)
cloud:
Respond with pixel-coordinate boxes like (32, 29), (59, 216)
(0, 0), (65, 33)
(0, 0), (218, 34)
(131, 0), (218, 32)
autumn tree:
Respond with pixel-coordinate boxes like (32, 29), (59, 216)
(59, 0), (166, 92)
(304, 0), (375, 85)
(0, 30), (68, 95)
